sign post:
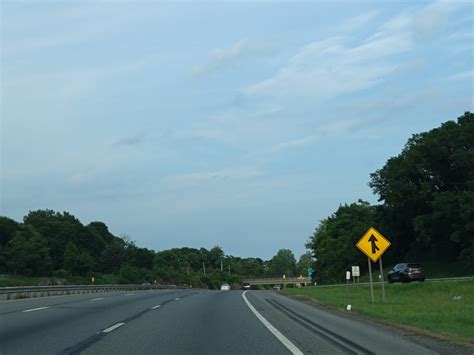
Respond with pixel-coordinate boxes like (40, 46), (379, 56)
(356, 227), (391, 303)
(379, 258), (386, 303)
(367, 258), (374, 303)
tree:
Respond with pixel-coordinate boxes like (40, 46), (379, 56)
(369, 112), (474, 266)
(98, 241), (126, 274)
(306, 200), (380, 284)
(22, 210), (111, 271)
(208, 246), (225, 269)
(4, 225), (52, 276)
(0, 216), (19, 247)
(267, 249), (297, 277)
(296, 252), (314, 276)
(63, 241), (93, 276)
(125, 243), (155, 270)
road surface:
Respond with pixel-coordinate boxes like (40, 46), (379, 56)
(0, 289), (470, 354)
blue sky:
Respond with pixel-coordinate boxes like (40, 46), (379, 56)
(1, 0), (473, 260)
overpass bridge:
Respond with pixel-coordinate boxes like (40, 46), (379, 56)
(242, 276), (311, 287)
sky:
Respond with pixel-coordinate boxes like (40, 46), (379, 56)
(1, 0), (473, 260)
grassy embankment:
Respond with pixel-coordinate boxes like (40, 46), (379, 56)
(355, 260), (471, 283)
(284, 280), (474, 344)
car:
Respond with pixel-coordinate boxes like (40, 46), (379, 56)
(387, 263), (425, 283)
(241, 282), (251, 290)
(273, 284), (283, 290)
(220, 283), (231, 291)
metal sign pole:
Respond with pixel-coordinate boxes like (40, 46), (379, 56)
(379, 257), (386, 303)
(367, 257), (375, 303)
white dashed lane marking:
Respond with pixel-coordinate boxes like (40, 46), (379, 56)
(102, 323), (125, 333)
(22, 307), (50, 313)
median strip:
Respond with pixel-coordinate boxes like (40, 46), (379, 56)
(124, 293), (135, 296)
(151, 305), (162, 309)
(22, 306), (50, 313)
(102, 323), (125, 333)
(174, 297), (181, 301)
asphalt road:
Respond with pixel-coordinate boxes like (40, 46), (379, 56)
(0, 289), (471, 355)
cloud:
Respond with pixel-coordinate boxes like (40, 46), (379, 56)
(244, 32), (410, 102)
(68, 172), (93, 185)
(270, 119), (364, 152)
(338, 10), (379, 33)
(412, 0), (467, 40)
(448, 70), (474, 81)
(166, 169), (263, 186)
(193, 38), (271, 76)
(113, 133), (146, 147)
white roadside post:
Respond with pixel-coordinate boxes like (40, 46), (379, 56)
(346, 270), (351, 310)
(379, 258), (386, 303)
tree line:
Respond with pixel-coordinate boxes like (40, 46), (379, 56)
(306, 112), (474, 283)
(0, 210), (310, 288)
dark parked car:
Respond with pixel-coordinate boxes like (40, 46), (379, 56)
(388, 263), (426, 283)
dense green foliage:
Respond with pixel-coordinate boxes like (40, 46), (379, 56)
(306, 200), (380, 283)
(307, 112), (474, 283)
(0, 210), (294, 288)
(266, 249), (297, 277)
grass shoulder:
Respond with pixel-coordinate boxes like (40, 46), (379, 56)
(283, 280), (474, 344)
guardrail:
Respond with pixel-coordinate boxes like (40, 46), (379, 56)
(243, 277), (311, 285)
(309, 276), (474, 288)
(0, 284), (180, 301)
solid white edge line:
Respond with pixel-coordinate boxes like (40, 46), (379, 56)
(22, 306), (50, 313)
(242, 291), (303, 355)
(174, 297), (181, 301)
(102, 322), (125, 333)
(152, 305), (162, 309)
(91, 298), (104, 301)
(124, 293), (135, 296)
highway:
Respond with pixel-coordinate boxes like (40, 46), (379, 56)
(0, 289), (470, 355)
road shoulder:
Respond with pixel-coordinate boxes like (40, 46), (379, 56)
(281, 291), (474, 354)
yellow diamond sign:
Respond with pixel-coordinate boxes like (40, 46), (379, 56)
(356, 227), (391, 262)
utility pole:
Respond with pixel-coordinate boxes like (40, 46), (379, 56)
(203, 262), (206, 275)
(221, 260), (223, 272)
(228, 265), (230, 277)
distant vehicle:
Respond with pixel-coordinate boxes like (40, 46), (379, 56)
(388, 263), (425, 283)
(220, 283), (231, 291)
(241, 282), (251, 290)
(273, 284), (283, 290)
